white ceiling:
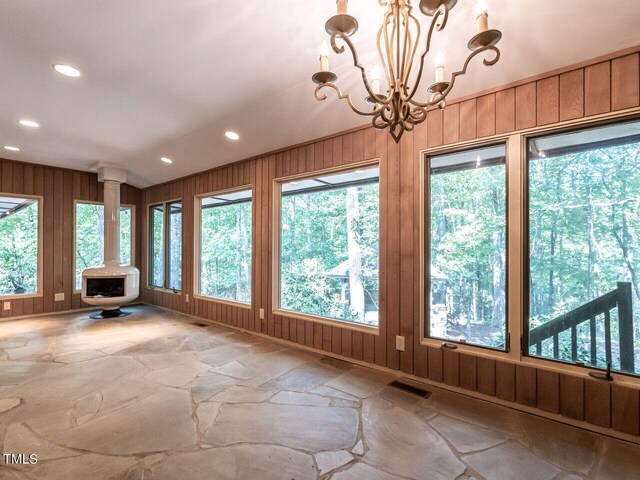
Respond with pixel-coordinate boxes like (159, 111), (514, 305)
(1, 1), (639, 187)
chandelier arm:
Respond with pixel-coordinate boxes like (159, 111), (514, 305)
(331, 31), (393, 107)
(314, 83), (383, 117)
(400, 12), (421, 102)
(405, 5), (448, 103)
(377, 19), (392, 93)
(409, 45), (500, 108)
(383, 8), (397, 88)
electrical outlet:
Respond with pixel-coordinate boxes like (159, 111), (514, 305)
(185, 294), (190, 303)
(3, 301), (10, 311)
(55, 293), (65, 302)
(259, 308), (265, 320)
(395, 335), (405, 352)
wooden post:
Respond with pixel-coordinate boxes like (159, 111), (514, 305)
(617, 282), (634, 373)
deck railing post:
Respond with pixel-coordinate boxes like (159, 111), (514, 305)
(617, 282), (635, 373)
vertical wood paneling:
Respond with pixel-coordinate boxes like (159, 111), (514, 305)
(612, 385), (640, 435)
(427, 346), (443, 383)
(516, 83), (537, 130)
(459, 354), (477, 392)
(585, 379), (612, 428)
(427, 109), (443, 147)
(611, 54), (640, 110)
(443, 349), (460, 387)
(459, 99), (477, 141)
(443, 103), (460, 145)
(536, 76), (559, 125)
(537, 369), (560, 414)
(399, 130), (414, 374)
(477, 357), (496, 397)
(516, 365), (537, 407)
(476, 94), (496, 138)
(559, 69), (585, 121)
(495, 88), (515, 133)
(585, 61), (611, 116)
(496, 361), (516, 402)
(560, 374), (584, 421)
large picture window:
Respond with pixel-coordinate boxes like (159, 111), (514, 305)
(197, 188), (252, 304)
(148, 201), (182, 291)
(426, 145), (507, 350)
(75, 202), (133, 290)
(277, 166), (380, 328)
(0, 195), (40, 296)
(528, 120), (640, 376)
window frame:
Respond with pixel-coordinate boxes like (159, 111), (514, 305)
(423, 142), (510, 353)
(146, 198), (182, 293)
(193, 186), (253, 308)
(0, 193), (43, 300)
(272, 160), (381, 334)
(523, 116), (640, 379)
(73, 200), (136, 293)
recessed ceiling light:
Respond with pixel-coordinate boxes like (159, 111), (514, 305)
(19, 119), (40, 128)
(225, 131), (240, 141)
(53, 64), (81, 78)
(161, 157), (173, 164)
(4, 146), (20, 152)
(355, 170), (364, 174)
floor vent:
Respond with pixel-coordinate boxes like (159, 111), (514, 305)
(388, 380), (432, 398)
(192, 322), (208, 328)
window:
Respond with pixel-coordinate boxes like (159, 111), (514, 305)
(0, 195), (40, 296)
(528, 120), (640, 376)
(426, 145), (507, 350)
(75, 202), (133, 290)
(148, 201), (182, 291)
(277, 166), (380, 328)
(197, 189), (252, 304)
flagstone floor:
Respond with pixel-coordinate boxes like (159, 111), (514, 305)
(0, 305), (638, 479)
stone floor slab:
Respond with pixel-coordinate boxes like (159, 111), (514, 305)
(150, 444), (317, 480)
(464, 441), (562, 480)
(204, 403), (358, 452)
(429, 414), (508, 453)
(48, 388), (197, 455)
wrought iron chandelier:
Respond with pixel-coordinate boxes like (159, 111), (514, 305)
(312, 0), (503, 143)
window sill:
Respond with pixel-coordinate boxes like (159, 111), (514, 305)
(420, 337), (510, 356)
(0, 293), (42, 301)
(273, 309), (379, 335)
(146, 287), (182, 295)
(193, 294), (251, 309)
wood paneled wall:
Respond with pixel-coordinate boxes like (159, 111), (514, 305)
(0, 159), (142, 318)
(141, 47), (640, 439)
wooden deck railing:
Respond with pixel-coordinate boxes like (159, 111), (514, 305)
(529, 282), (634, 372)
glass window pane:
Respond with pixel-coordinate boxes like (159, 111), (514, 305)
(75, 203), (133, 290)
(167, 202), (182, 291)
(199, 191), (252, 303)
(528, 120), (640, 375)
(149, 204), (165, 288)
(120, 207), (132, 266)
(0, 198), (39, 295)
(427, 145), (507, 349)
(280, 167), (380, 327)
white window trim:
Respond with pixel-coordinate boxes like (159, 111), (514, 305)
(0, 193), (43, 300)
(194, 186), (253, 308)
(146, 198), (182, 293)
(417, 107), (640, 388)
(73, 200), (136, 293)
(272, 159), (381, 335)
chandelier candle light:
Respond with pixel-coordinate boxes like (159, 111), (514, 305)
(312, 0), (503, 143)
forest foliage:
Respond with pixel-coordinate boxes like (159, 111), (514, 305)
(75, 203), (132, 290)
(0, 201), (38, 295)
